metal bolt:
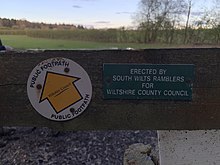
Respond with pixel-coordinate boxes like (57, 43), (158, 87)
(64, 68), (70, 73)
(70, 108), (75, 113)
(36, 84), (42, 90)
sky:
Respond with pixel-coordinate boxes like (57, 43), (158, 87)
(0, 0), (215, 29)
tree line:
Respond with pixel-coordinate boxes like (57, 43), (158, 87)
(0, 18), (85, 30)
(0, 27), (218, 45)
(135, 0), (220, 44)
(1, 0), (220, 45)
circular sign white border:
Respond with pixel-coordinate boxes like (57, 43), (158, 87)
(27, 57), (92, 121)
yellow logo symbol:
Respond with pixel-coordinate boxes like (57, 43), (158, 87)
(40, 72), (83, 113)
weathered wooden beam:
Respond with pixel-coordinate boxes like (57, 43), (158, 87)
(0, 49), (220, 130)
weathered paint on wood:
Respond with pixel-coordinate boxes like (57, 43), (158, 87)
(0, 49), (220, 130)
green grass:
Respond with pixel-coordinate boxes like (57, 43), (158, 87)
(0, 35), (171, 50)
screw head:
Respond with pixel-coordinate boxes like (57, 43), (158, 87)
(36, 84), (42, 90)
(70, 108), (75, 113)
(64, 68), (70, 73)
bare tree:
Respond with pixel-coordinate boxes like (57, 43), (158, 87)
(136, 0), (161, 43)
(196, 0), (220, 44)
(184, 0), (192, 44)
(135, 0), (187, 44)
(211, 0), (220, 43)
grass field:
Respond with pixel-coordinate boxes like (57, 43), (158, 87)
(0, 35), (173, 50)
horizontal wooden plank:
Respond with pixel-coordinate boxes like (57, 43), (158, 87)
(0, 49), (220, 130)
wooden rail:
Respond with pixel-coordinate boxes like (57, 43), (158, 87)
(0, 49), (219, 130)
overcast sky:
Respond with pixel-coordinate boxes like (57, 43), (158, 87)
(0, 0), (215, 28)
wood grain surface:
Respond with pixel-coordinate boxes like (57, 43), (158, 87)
(0, 49), (219, 130)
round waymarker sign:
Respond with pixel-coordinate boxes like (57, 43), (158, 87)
(27, 57), (92, 121)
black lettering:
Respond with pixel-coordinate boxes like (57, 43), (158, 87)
(51, 114), (71, 120)
(30, 69), (41, 88)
